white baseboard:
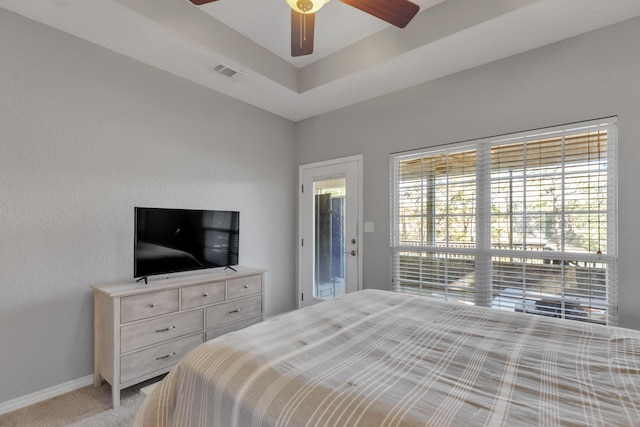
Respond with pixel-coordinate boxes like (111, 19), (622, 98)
(0, 374), (94, 416)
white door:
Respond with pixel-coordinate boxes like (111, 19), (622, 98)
(298, 155), (362, 308)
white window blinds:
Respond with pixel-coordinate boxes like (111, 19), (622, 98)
(390, 118), (617, 325)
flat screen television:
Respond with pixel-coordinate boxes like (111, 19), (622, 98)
(134, 207), (239, 279)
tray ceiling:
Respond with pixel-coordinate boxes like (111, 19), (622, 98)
(2, 0), (640, 121)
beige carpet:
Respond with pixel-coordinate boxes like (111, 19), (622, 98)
(0, 376), (164, 427)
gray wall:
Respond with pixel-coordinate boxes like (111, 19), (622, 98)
(296, 16), (640, 331)
(0, 9), (296, 404)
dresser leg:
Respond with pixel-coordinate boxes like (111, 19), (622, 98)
(112, 385), (120, 408)
(93, 371), (102, 387)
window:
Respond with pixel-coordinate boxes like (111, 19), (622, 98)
(390, 118), (617, 325)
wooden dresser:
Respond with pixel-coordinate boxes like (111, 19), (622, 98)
(92, 266), (265, 408)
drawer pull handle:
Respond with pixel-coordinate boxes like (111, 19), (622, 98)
(243, 285), (249, 289)
(156, 325), (176, 333)
(203, 293), (209, 297)
(156, 352), (176, 360)
(229, 307), (244, 313)
(149, 303), (156, 308)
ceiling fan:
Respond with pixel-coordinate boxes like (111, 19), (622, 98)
(188, 0), (420, 57)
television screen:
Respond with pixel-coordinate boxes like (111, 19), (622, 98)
(134, 207), (239, 278)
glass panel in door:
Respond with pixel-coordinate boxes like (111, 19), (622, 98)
(314, 178), (346, 300)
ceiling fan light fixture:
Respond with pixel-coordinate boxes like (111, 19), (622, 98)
(285, 0), (329, 14)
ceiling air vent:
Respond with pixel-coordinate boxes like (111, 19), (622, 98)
(210, 64), (239, 78)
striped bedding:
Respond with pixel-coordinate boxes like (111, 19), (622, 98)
(133, 289), (640, 426)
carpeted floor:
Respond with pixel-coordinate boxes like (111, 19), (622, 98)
(0, 376), (163, 427)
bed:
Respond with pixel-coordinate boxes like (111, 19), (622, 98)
(133, 289), (640, 426)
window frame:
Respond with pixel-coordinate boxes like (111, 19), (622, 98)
(390, 117), (618, 325)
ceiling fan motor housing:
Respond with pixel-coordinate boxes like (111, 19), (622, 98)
(297, 0), (314, 13)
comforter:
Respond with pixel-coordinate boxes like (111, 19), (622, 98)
(134, 289), (640, 426)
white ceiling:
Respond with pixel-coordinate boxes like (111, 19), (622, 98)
(2, 0), (640, 121)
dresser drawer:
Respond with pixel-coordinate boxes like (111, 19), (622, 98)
(181, 281), (225, 310)
(227, 275), (262, 300)
(120, 289), (179, 323)
(120, 309), (203, 353)
(206, 315), (262, 341)
(206, 295), (262, 328)
(120, 333), (203, 384)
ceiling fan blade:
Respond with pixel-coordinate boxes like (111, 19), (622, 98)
(188, 0), (219, 5)
(291, 10), (315, 57)
(339, 0), (419, 28)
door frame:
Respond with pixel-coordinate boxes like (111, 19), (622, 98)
(297, 154), (363, 309)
